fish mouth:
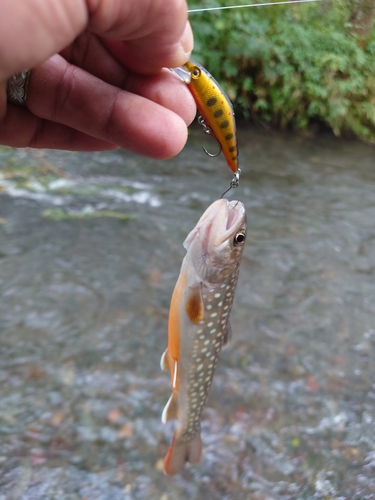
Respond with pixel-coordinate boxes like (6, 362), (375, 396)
(212, 199), (246, 246)
(226, 200), (242, 230)
(183, 199), (246, 253)
(195, 199), (246, 250)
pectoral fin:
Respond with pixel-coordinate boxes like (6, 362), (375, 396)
(160, 349), (171, 371)
(161, 392), (179, 423)
(185, 283), (204, 324)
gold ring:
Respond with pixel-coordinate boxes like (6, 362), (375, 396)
(6, 70), (30, 106)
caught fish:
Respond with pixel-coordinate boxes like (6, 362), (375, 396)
(170, 60), (239, 174)
(160, 198), (247, 475)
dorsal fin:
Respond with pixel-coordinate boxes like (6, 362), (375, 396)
(161, 392), (179, 423)
(185, 283), (204, 324)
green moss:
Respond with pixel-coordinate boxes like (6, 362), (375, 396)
(190, 0), (375, 141)
(41, 208), (138, 221)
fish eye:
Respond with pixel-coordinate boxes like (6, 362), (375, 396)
(191, 67), (201, 79)
(234, 231), (246, 245)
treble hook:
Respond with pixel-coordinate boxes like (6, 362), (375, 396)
(220, 169), (241, 199)
(197, 116), (222, 158)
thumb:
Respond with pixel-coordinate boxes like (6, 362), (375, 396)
(89, 0), (193, 74)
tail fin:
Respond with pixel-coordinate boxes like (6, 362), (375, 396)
(163, 432), (202, 476)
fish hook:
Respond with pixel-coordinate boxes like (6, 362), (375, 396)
(197, 116), (222, 158)
(220, 169), (241, 199)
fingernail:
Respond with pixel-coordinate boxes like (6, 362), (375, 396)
(179, 21), (194, 61)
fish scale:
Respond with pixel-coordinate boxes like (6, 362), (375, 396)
(183, 271), (240, 441)
(160, 199), (246, 475)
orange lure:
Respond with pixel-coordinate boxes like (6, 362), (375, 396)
(171, 60), (239, 174)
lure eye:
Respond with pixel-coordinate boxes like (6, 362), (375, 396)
(234, 231), (246, 245)
(191, 67), (201, 79)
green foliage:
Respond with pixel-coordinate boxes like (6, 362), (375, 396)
(189, 0), (375, 140)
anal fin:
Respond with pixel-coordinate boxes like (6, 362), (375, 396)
(223, 321), (232, 347)
(161, 392), (179, 423)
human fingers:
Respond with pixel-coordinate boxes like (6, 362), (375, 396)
(124, 70), (196, 127)
(59, 33), (129, 88)
(16, 55), (190, 158)
(60, 33), (196, 126)
(1, 0), (192, 78)
(0, 0), (87, 81)
(0, 0), (87, 119)
(0, 105), (118, 150)
(87, 0), (193, 73)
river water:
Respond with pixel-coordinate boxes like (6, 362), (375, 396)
(0, 128), (374, 499)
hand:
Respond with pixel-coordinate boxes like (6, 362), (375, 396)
(0, 0), (196, 158)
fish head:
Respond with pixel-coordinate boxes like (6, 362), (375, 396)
(183, 199), (247, 284)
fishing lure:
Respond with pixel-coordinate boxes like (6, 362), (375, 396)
(160, 198), (247, 475)
(170, 60), (239, 176)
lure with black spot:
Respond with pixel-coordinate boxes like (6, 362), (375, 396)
(184, 60), (239, 173)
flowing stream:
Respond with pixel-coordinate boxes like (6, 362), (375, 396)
(0, 128), (374, 499)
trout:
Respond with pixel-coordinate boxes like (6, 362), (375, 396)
(160, 198), (247, 475)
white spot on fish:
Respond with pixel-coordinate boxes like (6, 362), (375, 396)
(206, 304), (212, 310)
(207, 322), (214, 327)
(210, 328), (216, 334)
(214, 293), (221, 298)
(210, 312), (218, 318)
(197, 364), (203, 372)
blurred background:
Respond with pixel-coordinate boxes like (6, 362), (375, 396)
(0, 1), (375, 499)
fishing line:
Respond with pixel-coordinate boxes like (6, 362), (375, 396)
(188, 0), (321, 13)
